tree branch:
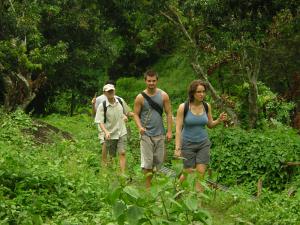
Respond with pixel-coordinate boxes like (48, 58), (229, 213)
(161, 5), (195, 46)
(159, 11), (178, 26)
(8, 0), (15, 13)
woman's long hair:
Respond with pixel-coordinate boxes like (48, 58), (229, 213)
(188, 80), (207, 103)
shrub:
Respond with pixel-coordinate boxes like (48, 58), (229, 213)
(209, 125), (300, 191)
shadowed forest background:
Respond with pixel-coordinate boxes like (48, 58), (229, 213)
(0, 1), (300, 224)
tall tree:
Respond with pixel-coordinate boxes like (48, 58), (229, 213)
(160, 1), (240, 125)
(159, 0), (299, 128)
(0, 0), (123, 113)
(0, 0), (67, 111)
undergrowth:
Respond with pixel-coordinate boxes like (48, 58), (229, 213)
(0, 109), (299, 224)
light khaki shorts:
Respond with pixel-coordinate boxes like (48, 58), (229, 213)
(105, 135), (127, 157)
(140, 134), (165, 169)
(98, 132), (105, 144)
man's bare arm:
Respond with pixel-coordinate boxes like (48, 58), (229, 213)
(133, 94), (146, 134)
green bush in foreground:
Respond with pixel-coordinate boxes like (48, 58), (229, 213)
(209, 125), (300, 191)
(1, 110), (300, 224)
(205, 187), (300, 225)
(0, 110), (212, 224)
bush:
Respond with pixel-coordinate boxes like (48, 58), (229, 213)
(209, 126), (300, 191)
(205, 187), (300, 225)
(116, 77), (145, 105)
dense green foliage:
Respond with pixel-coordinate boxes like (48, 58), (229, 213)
(0, 110), (213, 224)
(209, 126), (300, 191)
(1, 0), (299, 127)
(1, 0), (300, 223)
(206, 187), (300, 225)
(1, 109), (299, 224)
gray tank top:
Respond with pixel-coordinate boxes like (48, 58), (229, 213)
(140, 90), (165, 136)
(182, 110), (208, 142)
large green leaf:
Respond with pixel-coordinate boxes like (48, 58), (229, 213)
(31, 214), (43, 225)
(127, 205), (144, 225)
(107, 186), (122, 204)
(123, 186), (141, 200)
(168, 197), (183, 212)
(193, 209), (212, 225)
(113, 200), (126, 219)
(183, 195), (198, 211)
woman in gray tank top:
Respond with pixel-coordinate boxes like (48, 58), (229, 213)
(174, 80), (227, 192)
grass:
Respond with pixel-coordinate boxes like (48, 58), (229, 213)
(1, 52), (300, 224)
(31, 114), (300, 224)
(41, 113), (237, 224)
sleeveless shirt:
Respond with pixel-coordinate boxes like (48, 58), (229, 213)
(140, 90), (165, 136)
(182, 110), (208, 142)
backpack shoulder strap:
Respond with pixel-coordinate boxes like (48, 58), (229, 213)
(141, 92), (163, 116)
(103, 100), (107, 123)
(203, 101), (208, 115)
(116, 97), (123, 107)
(183, 101), (208, 119)
(183, 101), (189, 120)
(116, 97), (125, 114)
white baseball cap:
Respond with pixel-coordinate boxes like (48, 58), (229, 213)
(103, 84), (115, 92)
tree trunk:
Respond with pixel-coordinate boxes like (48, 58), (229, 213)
(218, 69), (225, 94)
(192, 63), (239, 126)
(161, 7), (239, 126)
(70, 91), (76, 116)
(2, 72), (47, 112)
(242, 49), (260, 129)
(2, 74), (15, 111)
(288, 73), (300, 131)
(248, 76), (259, 128)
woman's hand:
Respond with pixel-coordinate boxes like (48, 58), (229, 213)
(219, 112), (227, 122)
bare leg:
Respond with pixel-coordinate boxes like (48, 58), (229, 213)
(119, 152), (126, 174)
(195, 164), (207, 192)
(144, 169), (153, 189)
(179, 168), (194, 183)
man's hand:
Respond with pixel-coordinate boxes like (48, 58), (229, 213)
(139, 127), (146, 135)
(105, 132), (111, 140)
(166, 131), (172, 142)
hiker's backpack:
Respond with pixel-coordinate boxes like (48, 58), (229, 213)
(103, 97), (124, 123)
(183, 101), (208, 120)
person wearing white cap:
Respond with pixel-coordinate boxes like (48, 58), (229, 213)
(95, 83), (132, 173)
(92, 80), (120, 165)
